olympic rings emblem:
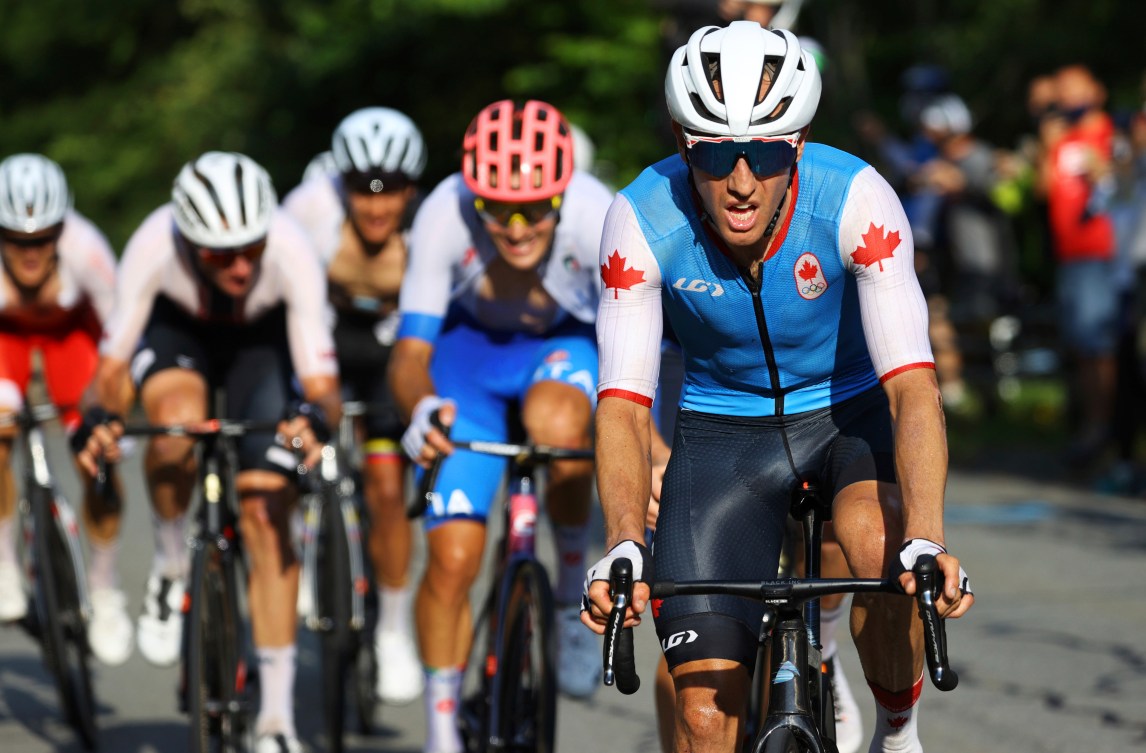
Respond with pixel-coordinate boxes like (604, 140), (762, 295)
(801, 282), (826, 295)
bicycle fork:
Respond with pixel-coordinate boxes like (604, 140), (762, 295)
(756, 607), (832, 753)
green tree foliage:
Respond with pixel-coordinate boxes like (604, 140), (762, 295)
(1, 0), (1142, 248)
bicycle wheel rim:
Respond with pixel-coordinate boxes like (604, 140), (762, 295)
(187, 549), (220, 753)
(317, 494), (354, 753)
(493, 560), (556, 753)
(48, 517), (99, 750)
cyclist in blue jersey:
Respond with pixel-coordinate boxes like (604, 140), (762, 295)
(389, 100), (613, 753)
(582, 23), (973, 753)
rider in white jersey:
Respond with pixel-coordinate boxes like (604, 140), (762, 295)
(0, 153), (134, 667)
(283, 106), (428, 705)
(583, 25), (972, 753)
(77, 152), (338, 753)
(390, 99), (611, 753)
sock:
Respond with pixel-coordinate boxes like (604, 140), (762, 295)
(867, 674), (924, 753)
(0, 517), (17, 566)
(820, 599), (848, 659)
(256, 645), (298, 738)
(87, 536), (120, 592)
(424, 666), (464, 753)
(152, 513), (188, 580)
(377, 584), (413, 638)
(552, 524), (589, 605)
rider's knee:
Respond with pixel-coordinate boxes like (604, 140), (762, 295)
(522, 385), (592, 447)
(674, 690), (740, 747)
(425, 535), (482, 594)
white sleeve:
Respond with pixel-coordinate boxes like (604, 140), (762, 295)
(399, 177), (467, 338)
(61, 211), (118, 325)
(280, 177), (344, 267)
(271, 213), (339, 378)
(596, 195), (664, 406)
(839, 167), (934, 380)
(100, 208), (170, 362)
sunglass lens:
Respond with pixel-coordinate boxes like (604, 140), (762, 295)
(689, 140), (796, 178)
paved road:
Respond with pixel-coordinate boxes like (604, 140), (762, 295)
(2, 421), (1145, 752)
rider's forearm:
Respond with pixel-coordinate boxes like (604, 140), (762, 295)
(300, 374), (342, 425)
(595, 397), (653, 548)
(91, 357), (134, 417)
(388, 338), (437, 422)
(886, 369), (948, 544)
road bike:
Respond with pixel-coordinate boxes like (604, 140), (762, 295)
(604, 482), (959, 753)
(5, 401), (98, 749)
(117, 418), (280, 753)
(410, 420), (593, 753)
(297, 400), (379, 753)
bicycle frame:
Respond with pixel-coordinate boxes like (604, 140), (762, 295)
(604, 486), (959, 753)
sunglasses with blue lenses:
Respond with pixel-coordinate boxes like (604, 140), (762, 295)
(684, 132), (800, 179)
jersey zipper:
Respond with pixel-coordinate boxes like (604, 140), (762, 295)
(741, 269), (785, 416)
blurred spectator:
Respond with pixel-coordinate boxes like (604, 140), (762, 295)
(1042, 64), (1119, 468)
(1101, 95), (1146, 492)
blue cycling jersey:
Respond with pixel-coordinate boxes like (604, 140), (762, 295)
(598, 143), (933, 417)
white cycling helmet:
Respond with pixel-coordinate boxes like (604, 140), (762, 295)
(331, 107), (427, 181)
(171, 151), (277, 248)
(0, 153), (72, 234)
(920, 94), (972, 136)
(666, 22), (821, 138)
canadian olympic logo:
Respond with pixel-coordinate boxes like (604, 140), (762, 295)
(793, 252), (828, 301)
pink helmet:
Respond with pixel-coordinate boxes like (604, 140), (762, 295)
(461, 100), (575, 202)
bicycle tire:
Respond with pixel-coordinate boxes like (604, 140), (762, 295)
(317, 492), (355, 753)
(33, 490), (98, 750)
(187, 545), (249, 753)
(492, 559), (557, 753)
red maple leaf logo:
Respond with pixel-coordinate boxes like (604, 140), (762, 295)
(887, 715), (909, 730)
(651, 598), (663, 618)
(851, 223), (901, 272)
(797, 259), (819, 281)
(601, 250), (646, 299)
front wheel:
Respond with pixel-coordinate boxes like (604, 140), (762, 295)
(317, 493), (355, 753)
(31, 490), (98, 750)
(491, 559), (556, 753)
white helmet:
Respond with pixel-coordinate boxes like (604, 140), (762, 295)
(331, 107), (427, 180)
(0, 153), (72, 234)
(666, 22), (821, 138)
(920, 94), (972, 136)
(171, 151), (277, 248)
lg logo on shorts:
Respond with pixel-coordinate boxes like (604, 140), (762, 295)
(661, 629), (699, 651)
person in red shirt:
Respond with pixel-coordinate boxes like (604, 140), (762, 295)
(1043, 64), (1119, 466)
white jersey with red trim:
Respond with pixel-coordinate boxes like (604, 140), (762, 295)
(597, 144), (933, 417)
(101, 204), (337, 378)
(396, 171), (612, 343)
(0, 209), (117, 324)
(280, 174), (345, 267)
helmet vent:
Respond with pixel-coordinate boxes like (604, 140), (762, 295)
(234, 161), (248, 227)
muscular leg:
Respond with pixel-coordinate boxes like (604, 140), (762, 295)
(833, 480), (925, 752)
(140, 369), (207, 523)
(238, 470), (302, 738)
(521, 381), (593, 530)
(362, 446), (412, 589)
(417, 520), (485, 753)
(0, 435), (14, 523)
(669, 659), (749, 753)
(416, 520), (486, 668)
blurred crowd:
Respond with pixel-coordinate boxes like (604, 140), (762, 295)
(853, 63), (1146, 493)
